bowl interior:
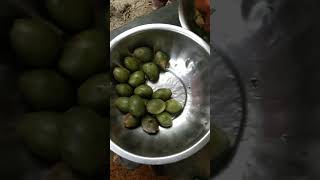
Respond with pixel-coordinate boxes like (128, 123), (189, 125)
(110, 25), (210, 162)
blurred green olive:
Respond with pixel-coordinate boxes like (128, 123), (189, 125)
(128, 71), (145, 87)
(115, 84), (133, 97)
(133, 47), (153, 62)
(156, 112), (173, 128)
(115, 97), (130, 113)
(113, 67), (130, 83)
(152, 88), (172, 101)
(165, 99), (183, 114)
(129, 95), (146, 117)
(134, 84), (153, 98)
(142, 62), (159, 82)
(124, 56), (140, 72)
(146, 99), (166, 115)
(154, 51), (170, 70)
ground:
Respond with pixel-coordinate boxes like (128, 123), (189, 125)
(110, 0), (154, 31)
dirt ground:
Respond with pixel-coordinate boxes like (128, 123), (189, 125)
(110, 0), (154, 31)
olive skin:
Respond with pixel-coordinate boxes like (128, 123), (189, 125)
(165, 99), (183, 114)
(156, 112), (173, 128)
(152, 88), (172, 101)
(141, 115), (159, 134)
(46, 0), (93, 32)
(10, 18), (62, 67)
(60, 107), (106, 176)
(129, 95), (146, 117)
(18, 70), (73, 110)
(133, 47), (153, 62)
(134, 84), (153, 98)
(154, 51), (170, 70)
(123, 113), (140, 128)
(17, 112), (62, 161)
(146, 99), (166, 115)
(78, 73), (109, 115)
(115, 97), (130, 113)
(113, 67), (130, 83)
(58, 29), (107, 81)
(142, 62), (159, 82)
(115, 84), (133, 97)
(124, 56), (140, 72)
(128, 71), (145, 87)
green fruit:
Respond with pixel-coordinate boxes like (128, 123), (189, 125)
(44, 163), (81, 180)
(124, 56), (140, 72)
(129, 95), (146, 117)
(154, 51), (170, 70)
(123, 113), (140, 128)
(61, 107), (106, 176)
(142, 99), (149, 106)
(58, 29), (107, 80)
(115, 84), (133, 97)
(115, 97), (130, 113)
(133, 47), (153, 62)
(142, 62), (159, 82)
(165, 99), (183, 114)
(10, 19), (62, 67)
(146, 99), (165, 115)
(152, 88), (172, 101)
(156, 112), (173, 128)
(46, 0), (93, 32)
(18, 70), (73, 110)
(211, 124), (230, 160)
(78, 73), (109, 115)
(128, 71), (145, 87)
(17, 112), (61, 161)
(113, 67), (130, 83)
(134, 84), (153, 98)
(141, 115), (159, 134)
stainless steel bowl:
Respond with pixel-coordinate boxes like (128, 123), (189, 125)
(110, 24), (210, 165)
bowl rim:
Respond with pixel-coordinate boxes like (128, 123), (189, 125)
(178, 0), (191, 30)
(110, 23), (210, 165)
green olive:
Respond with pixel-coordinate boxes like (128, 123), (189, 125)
(115, 97), (130, 113)
(146, 99), (165, 115)
(115, 84), (133, 97)
(123, 113), (140, 129)
(156, 112), (173, 128)
(113, 67), (129, 83)
(165, 99), (183, 114)
(152, 88), (172, 101)
(129, 95), (146, 117)
(142, 99), (149, 106)
(154, 51), (170, 70)
(124, 56), (140, 72)
(134, 84), (153, 98)
(142, 62), (159, 82)
(133, 47), (153, 62)
(141, 115), (159, 134)
(128, 71), (145, 87)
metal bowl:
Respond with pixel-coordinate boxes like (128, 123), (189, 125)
(178, 0), (210, 41)
(110, 24), (210, 165)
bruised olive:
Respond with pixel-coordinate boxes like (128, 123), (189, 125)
(134, 84), (153, 98)
(115, 97), (130, 113)
(142, 62), (159, 82)
(113, 67), (129, 83)
(154, 51), (170, 70)
(115, 84), (133, 97)
(152, 88), (172, 101)
(123, 113), (140, 128)
(146, 99), (165, 115)
(141, 115), (159, 134)
(129, 95), (146, 117)
(124, 56), (140, 72)
(128, 71), (145, 87)
(133, 47), (153, 62)
(156, 112), (173, 128)
(166, 99), (183, 114)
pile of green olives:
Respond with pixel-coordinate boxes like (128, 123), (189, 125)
(113, 47), (183, 134)
(10, 0), (108, 178)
